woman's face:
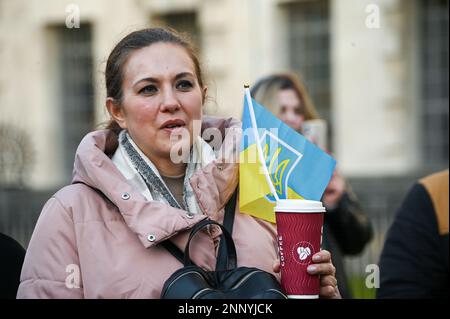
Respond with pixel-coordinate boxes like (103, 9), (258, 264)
(276, 89), (304, 132)
(113, 42), (205, 161)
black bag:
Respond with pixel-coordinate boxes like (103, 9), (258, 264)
(160, 191), (287, 299)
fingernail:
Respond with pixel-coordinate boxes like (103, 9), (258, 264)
(307, 265), (317, 273)
(312, 255), (321, 262)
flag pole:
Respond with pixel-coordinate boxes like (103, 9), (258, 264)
(244, 84), (279, 201)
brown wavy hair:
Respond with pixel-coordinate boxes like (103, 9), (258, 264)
(104, 27), (205, 134)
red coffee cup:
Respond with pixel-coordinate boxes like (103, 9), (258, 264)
(275, 199), (325, 299)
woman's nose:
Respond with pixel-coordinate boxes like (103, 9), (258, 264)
(160, 89), (180, 113)
(281, 114), (295, 126)
(280, 113), (301, 131)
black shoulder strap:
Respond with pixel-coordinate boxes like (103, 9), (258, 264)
(162, 188), (238, 268)
(222, 189), (238, 235)
(215, 189), (238, 270)
(160, 240), (185, 265)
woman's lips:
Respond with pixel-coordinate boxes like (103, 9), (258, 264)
(162, 124), (186, 134)
(160, 119), (187, 134)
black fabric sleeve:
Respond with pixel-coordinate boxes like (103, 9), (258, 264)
(377, 183), (445, 298)
(325, 192), (373, 255)
(0, 233), (26, 299)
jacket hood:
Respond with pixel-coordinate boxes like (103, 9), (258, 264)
(71, 116), (242, 215)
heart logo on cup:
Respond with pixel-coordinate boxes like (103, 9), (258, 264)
(292, 241), (315, 265)
(297, 246), (311, 261)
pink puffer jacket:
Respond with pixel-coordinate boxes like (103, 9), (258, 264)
(17, 117), (279, 298)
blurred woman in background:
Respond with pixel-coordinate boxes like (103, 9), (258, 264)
(251, 73), (373, 298)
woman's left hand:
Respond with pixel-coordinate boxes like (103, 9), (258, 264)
(273, 249), (341, 299)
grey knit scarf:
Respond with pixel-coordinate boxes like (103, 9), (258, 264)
(118, 130), (215, 214)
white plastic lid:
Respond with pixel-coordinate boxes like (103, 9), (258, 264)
(274, 199), (326, 213)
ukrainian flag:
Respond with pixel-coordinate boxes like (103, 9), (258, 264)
(239, 93), (336, 223)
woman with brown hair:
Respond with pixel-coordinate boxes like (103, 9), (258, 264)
(17, 29), (340, 298)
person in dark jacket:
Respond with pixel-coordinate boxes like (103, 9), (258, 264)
(377, 169), (449, 298)
(251, 73), (373, 298)
(0, 232), (26, 298)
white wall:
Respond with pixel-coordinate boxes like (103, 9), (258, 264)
(331, 0), (419, 177)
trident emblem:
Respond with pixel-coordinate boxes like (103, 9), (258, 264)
(259, 130), (303, 202)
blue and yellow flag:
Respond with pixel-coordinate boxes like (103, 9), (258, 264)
(239, 96), (336, 223)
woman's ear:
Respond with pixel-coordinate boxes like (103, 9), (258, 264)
(106, 98), (127, 129)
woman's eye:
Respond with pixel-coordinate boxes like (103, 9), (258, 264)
(139, 85), (157, 94)
(295, 108), (303, 115)
(176, 80), (193, 90)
